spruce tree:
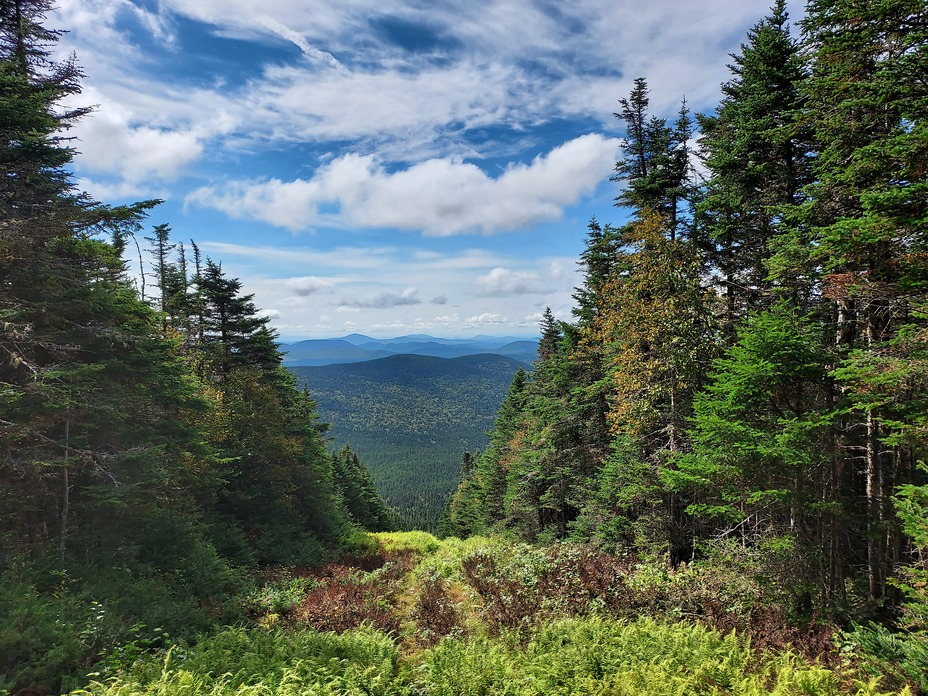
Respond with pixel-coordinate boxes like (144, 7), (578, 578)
(613, 80), (698, 240)
(195, 258), (281, 378)
(698, 0), (813, 328)
(331, 444), (397, 532)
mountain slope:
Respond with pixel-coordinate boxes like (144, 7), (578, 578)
(292, 354), (528, 529)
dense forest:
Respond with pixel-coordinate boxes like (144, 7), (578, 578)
(0, 1), (394, 691)
(294, 353), (528, 530)
(2, 0), (928, 693)
(446, 0), (928, 683)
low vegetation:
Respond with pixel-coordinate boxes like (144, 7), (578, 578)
(71, 533), (917, 695)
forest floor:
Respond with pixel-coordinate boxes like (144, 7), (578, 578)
(72, 532), (914, 695)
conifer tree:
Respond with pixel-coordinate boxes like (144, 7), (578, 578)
(669, 304), (833, 604)
(195, 259), (280, 378)
(613, 80), (698, 240)
(446, 368), (530, 537)
(331, 444), (397, 532)
(0, 0), (162, 561)
(698, 0), (813, 328)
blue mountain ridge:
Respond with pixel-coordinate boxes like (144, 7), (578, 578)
(280, 333), (539, 367)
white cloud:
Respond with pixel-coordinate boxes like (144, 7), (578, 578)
(75, 108), (203, 182)
(285, 276), (335, 296)
(76, 177), (146, 201)
(475, 268), (548, 296)
(187, 134), (619, 235)
(255, 15), (343, 68)
(340, 287), (421, 309)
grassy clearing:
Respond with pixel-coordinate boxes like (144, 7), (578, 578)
(71, 533), (913, 696)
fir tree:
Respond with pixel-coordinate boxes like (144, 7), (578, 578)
(698, 0), (813, 328)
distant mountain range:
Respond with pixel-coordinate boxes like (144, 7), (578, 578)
(291, 352), (530, 530)
(280, 333), (539, 367)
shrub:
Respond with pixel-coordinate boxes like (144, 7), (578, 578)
(409, 573), (463, 645)
(0, 563), (83, 694)
(242, 576), (320, 617)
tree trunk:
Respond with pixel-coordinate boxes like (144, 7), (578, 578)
(59, 417), (70, 568)
(866, 408), (882, 602)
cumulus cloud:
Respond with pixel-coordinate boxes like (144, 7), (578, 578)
(257, 308), (281, 319)
(187, 134), (619, 235)
(66, 86), (235, 187)
(340, 287), (422, 309)
(75, 112), (203, 182)
(285, 276), (335, 296)
(476, 267), (549, 296)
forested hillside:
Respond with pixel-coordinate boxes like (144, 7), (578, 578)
(447, 0), (928, 681)
(0, 2), (392, 691)
(293, 354), (527, 530)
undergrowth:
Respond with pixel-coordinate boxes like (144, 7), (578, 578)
(70, 532), (917, 696)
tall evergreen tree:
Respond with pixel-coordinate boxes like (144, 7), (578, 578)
(613, 80), (698, 240)
(698, 0), (813, 328)
(195, 259), (280, 378)
(331, 444), (398, 532)
(669, 305), (833, 606)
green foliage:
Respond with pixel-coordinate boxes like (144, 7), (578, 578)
(331, 445), (399, 532)
(243, 576), (321, 617)
(372, 530), (443, 555)
(67, 537), (910, 696)
(894, 463), (928, 632)
(73, 626), (400, 696)
(670, 305), (828, 542)
(838, 623), (928, 695)
(0, 562), (82, 694)
(79, 619), (903, 696)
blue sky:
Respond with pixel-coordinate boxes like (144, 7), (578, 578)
(52, 0), (803, 340)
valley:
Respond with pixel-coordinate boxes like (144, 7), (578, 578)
(292, 351), (530, 529)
